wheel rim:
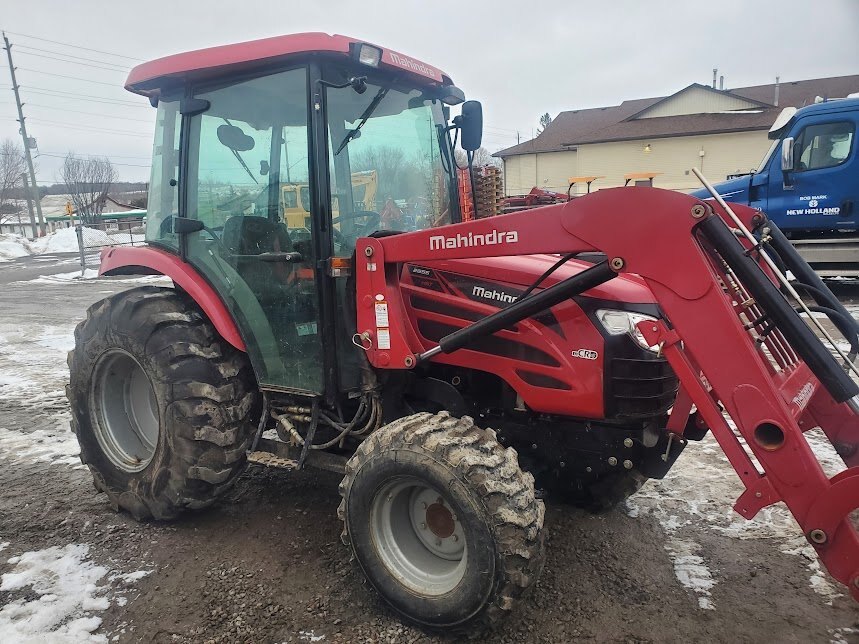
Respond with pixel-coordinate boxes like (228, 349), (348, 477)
(369, 479), (467, 596)
(91, 350), (159, 473)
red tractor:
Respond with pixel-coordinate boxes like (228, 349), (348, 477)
(67, 33), (859, 634)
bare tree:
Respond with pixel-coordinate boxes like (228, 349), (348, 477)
(60, 153), (117, 225)
(0, 139), (26, 223)
(454, 146), (500, 168)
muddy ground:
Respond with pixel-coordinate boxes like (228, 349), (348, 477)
(0, 255), (857, 643)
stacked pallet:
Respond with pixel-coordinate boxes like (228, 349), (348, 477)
(473, 165), (503, 219)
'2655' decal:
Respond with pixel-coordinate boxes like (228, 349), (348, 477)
(571, 349), (598, 360)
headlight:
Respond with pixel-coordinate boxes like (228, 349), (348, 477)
(596, 309), (660, 352)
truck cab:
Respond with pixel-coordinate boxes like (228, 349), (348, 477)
(694, 98), (858, 232)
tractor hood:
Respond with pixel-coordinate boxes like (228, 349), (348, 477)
(414, 254), (659, 306)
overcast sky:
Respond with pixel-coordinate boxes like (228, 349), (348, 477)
(2, 0), (857, 184)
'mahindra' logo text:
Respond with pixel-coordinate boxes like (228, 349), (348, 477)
(429, 230), (519, 251)
(388, 52), (435, 77)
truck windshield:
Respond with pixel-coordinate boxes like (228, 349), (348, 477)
(325, 67), (454, 250)
(756, 139), (780, 174)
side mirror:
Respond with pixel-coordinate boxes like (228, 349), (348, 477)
(781, 137), (795, 172)
(459, 100), (483, 152)
(781, 137), (795, 189)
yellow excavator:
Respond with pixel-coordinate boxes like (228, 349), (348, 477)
(282, 170), (377, 229)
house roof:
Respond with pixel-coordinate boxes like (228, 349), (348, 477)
(495, 74), (859, 158)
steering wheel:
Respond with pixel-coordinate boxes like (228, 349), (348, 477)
(332, 210), (381, 246)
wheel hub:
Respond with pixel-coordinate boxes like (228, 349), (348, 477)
(90, 349), (159, 473)
(425, 502), (455, 539)
(370, 479), (467, 596)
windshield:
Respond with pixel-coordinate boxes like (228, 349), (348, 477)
(756, 139), (780, 173)
(325, 66), (455, 251)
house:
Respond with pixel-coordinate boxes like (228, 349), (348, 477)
(495, 74), (859, 195)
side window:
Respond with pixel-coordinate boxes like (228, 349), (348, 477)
(145, 98), (181, 247)
(795, 121), (854, 172)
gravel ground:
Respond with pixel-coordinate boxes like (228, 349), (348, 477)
(0, 256), (857, 643)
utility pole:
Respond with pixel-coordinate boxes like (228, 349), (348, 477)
(20, 172), (37, 237)
(3, 32), (45, 236)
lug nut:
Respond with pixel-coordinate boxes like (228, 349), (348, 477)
(623, 438), (633, 448)
(607, 457), (618, 467)
(453, 535), (459, 542)
(436, 539), (442, 546)
(420, 522), (426, 530)
(623, 460), (633, 470)
(585, 466), (592, 473)
(559, 461), (566, 468)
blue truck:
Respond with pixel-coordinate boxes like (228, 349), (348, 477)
(693, 96), (858, 276)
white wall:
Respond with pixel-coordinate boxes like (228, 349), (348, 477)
(637, 86), (760, 119)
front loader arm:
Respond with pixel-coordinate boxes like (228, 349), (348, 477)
(355, 187), (859, 602)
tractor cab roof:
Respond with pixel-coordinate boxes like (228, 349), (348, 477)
(125, 32), (452, 99)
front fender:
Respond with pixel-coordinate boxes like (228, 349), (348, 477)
(99, 246), (246, 352)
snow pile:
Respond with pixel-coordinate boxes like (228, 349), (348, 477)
(0, 233), (32, 262)
(29, 227), (84, 254)
(0, 543), (110, 643)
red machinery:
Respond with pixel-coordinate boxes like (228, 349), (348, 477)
(68, 33), (859, 634)
(356, 187), (859, 604)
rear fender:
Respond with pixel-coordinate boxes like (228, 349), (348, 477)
(99, 246), (246, 352)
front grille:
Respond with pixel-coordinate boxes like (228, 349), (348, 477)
(608, 357), (678, 418)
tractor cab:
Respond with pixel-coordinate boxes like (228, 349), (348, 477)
(127, 34), (472, 395)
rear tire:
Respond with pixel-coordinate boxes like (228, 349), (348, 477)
(66, 286), (258, 520)
(338, 412), (545, 635)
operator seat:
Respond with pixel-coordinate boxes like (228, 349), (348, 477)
(221, 215), (293, 300)
(222, 215), (292, 257)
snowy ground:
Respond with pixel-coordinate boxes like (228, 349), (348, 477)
(0, 264), (856, 642)
(0, 228), (144, 264)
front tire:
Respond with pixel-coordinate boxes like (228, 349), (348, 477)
(67, 286), (258, 520)
(338, 412), (545, 635)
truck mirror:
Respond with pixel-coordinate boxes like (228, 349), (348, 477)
(459, 100), (483, 152)
(781, 137), (795, 172)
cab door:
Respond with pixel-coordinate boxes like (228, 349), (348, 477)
(180, 67), (324, 393)
(768, 115), (857, 233)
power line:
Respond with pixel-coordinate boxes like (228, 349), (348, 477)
(2, 148), (151, 160)
(0, 29), (144, 62)
(34, 152), (150, 167)
(24, 102), (152, 123)
(16, 68), (122, 87)
(14, 50), (130, 73)
(23, 87), (148, 107)
(16, 117), (151, 137)
(15, 45), (131, 71)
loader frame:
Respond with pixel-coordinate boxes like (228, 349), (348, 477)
(355, 186), (859, 601)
